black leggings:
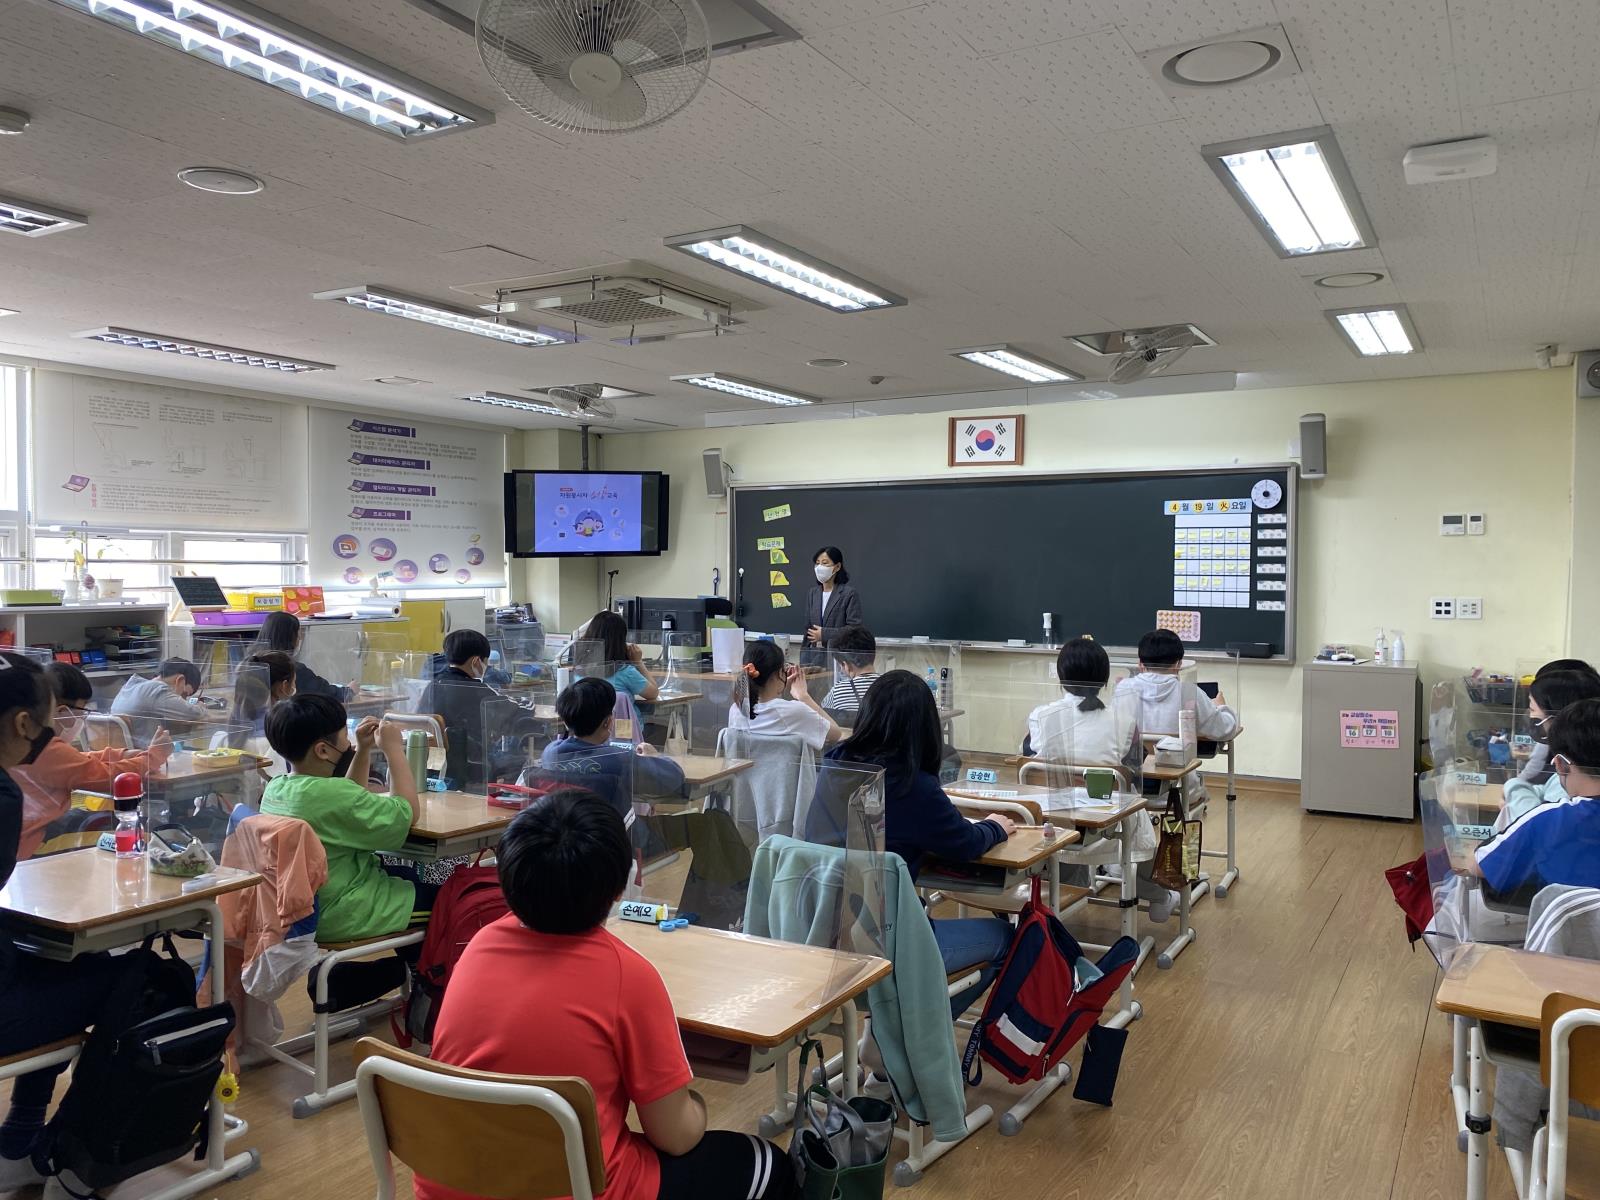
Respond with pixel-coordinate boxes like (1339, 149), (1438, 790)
(657, 1131), (797, 1200)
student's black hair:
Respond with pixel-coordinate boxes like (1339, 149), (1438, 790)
(579, 611), (631, 668)
(43, 661), (93, 707)
(739, 640), (787, 719)
(557, 676), (617, 738)
(444, 628), (492, 666)
(249, 611), (303, 658)
(813, 546), (849, 587)
(834, 625), (877, 670)
(1136, 629), (1185, 668)
(263, 692), (348, 764)
(1547, 697), (1600, 773)
(835, 669), (942, 784)
(234, 652), (295, 738)
(0, 652), (51, 728)
(1056, 637), (1109, 712)
(497, 788), (632, 934)
(157, 658), (203, 689)
(1529, 669), (1600, 718)
(1536, 658), (1599, 680)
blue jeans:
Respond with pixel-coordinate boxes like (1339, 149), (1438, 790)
(930, 916), (1013, 1017)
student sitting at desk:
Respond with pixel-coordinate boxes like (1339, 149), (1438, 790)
(1500, 668), (1600, 827)
(820, 625), (880, 720)
(1115, 629), (1240, 743)
(1511, 658), (1600, 784)
(728, 641), (843, 750)
(536, 678), (688, 816)
(577, 610), (661, 710)
(418, 790), (798, 1200)
(259, 696), (433, 943)
(1474, 697), (1600, 902)
(420, 629), (537, 790)
(107, 656), (205, 744)
(11, 662), (174, 861)
(829, 670), (1015, 1016)
(248, 610), (351, 701)
(0, 653), (135, 1191)
(1021, 637), (1178, 922)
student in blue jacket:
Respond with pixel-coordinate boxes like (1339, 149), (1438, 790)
(828, 670), (1016, 1016)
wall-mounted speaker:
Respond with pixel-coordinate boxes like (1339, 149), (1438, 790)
(1299, 412), (1327, 479)
(1577, 350), (1600, 398)
(703, 447), (729, 497)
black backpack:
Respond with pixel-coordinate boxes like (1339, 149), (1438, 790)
(42, 934), (235, 1195)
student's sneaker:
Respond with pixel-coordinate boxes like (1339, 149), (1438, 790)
(1145, 888), (1181, 924)
(0, 1151), (43, 1189)
(862, 1071), (895, 1101)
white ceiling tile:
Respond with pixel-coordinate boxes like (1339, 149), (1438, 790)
(1448, 0), (1600, 108)
(992, 29), (1179, 135)
(930, 0), (1111, 56)
(1108, 0), (1284, 53)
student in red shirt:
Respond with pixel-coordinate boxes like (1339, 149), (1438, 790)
(420, 789), (798, 1200)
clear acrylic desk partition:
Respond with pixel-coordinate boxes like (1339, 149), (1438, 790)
(1431, 671), (1528, 782)
(1419, 764), (1529, 969)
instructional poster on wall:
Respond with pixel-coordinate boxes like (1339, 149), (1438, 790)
(307, 408), (506, 588)
(31, 370), (308, 530)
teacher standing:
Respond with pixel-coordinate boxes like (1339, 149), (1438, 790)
(803, 545), (863, 663)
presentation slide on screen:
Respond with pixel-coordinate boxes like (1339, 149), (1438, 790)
(533, 473), (644, 553)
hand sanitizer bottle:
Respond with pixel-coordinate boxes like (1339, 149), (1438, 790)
(1390, 630), (1406, 665)
(1373, 629), (1388, 663)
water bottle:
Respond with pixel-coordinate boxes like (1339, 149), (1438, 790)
(111, 770), (145, 858)
(404, 729), (428, 790)
(925, 667), (938, 697)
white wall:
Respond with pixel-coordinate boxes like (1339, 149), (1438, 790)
(523, 368), (1577, 778)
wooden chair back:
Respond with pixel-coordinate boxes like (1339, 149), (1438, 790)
(83, 713), (133, 751)
(353, 1038), (605, 1200)
(380, 712), (444, 747)
(1541, 992), (1600, 1108)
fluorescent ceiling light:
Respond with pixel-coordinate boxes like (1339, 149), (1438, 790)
(1326, 305), (1419, 356)
(75, 326), (333, 372)
(463, 392), (580, 418)
(952, 345), (1080, 384)
(664, 225), (904, 312)
(672, 372), (814, 407)
(1203, 126), (1374, 257)
(315, 286), (577, 347)
(0, 196), (86, 237)
(52, 0), (489, 139)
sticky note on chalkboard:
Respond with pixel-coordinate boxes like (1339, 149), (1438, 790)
(757, 536), (785, 551)
(769, 549), (788, 564)
(763, 503), (792, 522)
(771, 593), (791, 608)
(769, 570), (789, 586)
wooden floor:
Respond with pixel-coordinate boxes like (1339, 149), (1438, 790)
(2, 787), (1519, 1199)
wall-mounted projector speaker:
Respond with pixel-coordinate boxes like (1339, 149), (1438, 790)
(703, 447), (729, 497)
(1299, 413), (1327, 479)
(1577, 350), (1600, 399)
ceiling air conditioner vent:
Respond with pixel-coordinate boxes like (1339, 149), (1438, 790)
(456, 263), (746, 343)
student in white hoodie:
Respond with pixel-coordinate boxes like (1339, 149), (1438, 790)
(1023, 636), (1179, 923)
(1114, 629), (1240, 744)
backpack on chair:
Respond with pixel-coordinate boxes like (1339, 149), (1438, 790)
(397, 856), (509, 1046)
(961, 877), (1140, 1101)
(42, 934), (235, 1194)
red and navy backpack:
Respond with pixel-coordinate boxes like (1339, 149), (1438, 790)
(961, 876), (1140, 1093)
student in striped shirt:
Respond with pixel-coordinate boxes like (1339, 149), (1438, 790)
(820, 626), (879, 722)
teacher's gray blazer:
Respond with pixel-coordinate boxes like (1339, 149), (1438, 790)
(804, 582), (863, 652)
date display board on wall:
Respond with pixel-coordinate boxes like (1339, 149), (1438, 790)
(731, 466), (1296, 657)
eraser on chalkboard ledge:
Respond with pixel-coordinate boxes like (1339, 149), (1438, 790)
(1225, 641), (1274, 659)
(911, 635), (931, 643)
(1005, 638), (1028, 647)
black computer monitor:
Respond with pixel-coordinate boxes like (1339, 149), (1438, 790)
(635, 597), (708, 644)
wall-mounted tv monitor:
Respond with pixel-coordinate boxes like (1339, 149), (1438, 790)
(504, 470), (670, 558)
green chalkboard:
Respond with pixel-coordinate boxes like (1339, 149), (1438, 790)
(731, 466), (1295, 656)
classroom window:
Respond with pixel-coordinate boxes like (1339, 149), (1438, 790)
(0, 367), (21, 518)
(32, 533), (166, 594)
(175, 537), (298, 588)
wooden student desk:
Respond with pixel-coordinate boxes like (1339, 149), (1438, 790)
(0, 852), (264, 1196)
(663, 753), (752, 798)
(608, 918), (892, 1136)
(1435, 944), (1600, 1200)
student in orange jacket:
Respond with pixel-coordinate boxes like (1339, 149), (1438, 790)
(11, 663), (172, 860)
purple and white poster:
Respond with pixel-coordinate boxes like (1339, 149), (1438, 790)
(308, 408), (506, 588)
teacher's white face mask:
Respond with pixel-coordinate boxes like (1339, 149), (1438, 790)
(814, 563), (835, 584)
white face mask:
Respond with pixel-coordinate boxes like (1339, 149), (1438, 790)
(814, 563), (835, 584)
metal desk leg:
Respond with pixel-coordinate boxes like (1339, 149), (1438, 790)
(1200, 740), (1240, 898)
(144, 899), (261, 1200)
(1104, 812), (1144, 1029)
(1465, 1021), (1489, 1200)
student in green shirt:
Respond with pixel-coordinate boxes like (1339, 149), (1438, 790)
(259, 694), (434, 943)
